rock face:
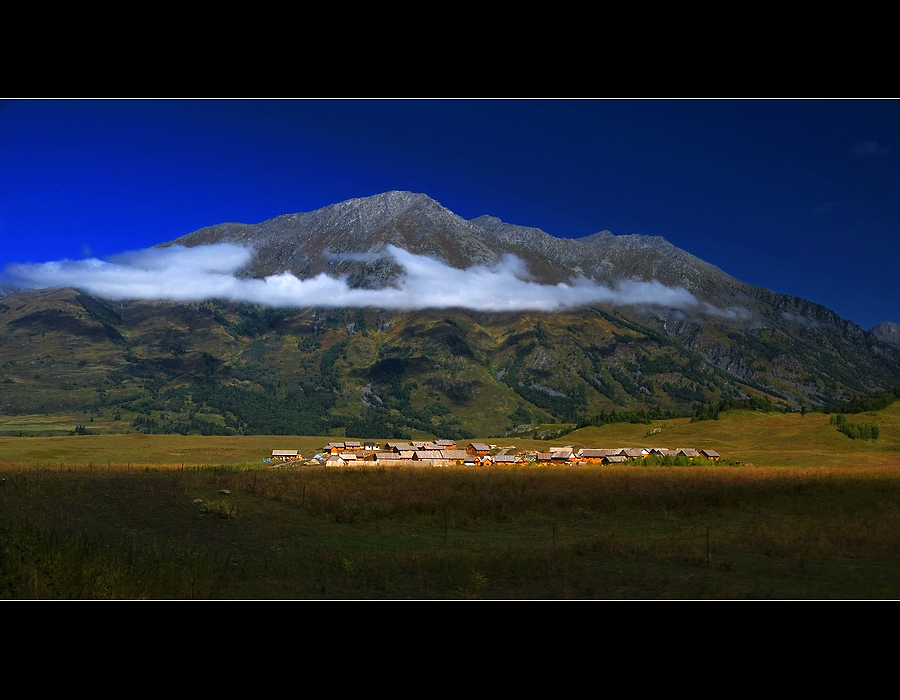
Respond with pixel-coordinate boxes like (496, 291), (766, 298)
(171, 190), (743, 294)
(167, 191), (826, 319)
(170, 191), (499, 286)
(871, 321), (900, 347)
(1, 191), (899, 436)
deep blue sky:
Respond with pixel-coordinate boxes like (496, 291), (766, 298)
(1, 99), (897, 329)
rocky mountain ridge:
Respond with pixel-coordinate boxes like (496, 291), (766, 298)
(872, 321), (900, 347)
(170, 191), (879, 330)
(171, 190), (743, 293)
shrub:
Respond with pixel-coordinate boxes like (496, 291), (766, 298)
(830, 413), (879, 440)
(199, 499), (237, 519)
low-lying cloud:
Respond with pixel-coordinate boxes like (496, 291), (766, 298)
(6, 243), (721, 313)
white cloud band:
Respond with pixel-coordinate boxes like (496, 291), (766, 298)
(6, 243), (713, 313)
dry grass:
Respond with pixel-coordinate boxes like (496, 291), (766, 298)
(2, 461), (899, 599)
(3, 403), (900, 470)
(2, 405), (899, 599)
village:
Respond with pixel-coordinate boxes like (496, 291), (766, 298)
(267, 440), (722, 467)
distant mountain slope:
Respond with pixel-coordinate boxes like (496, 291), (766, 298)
(2, 191), (898, 436)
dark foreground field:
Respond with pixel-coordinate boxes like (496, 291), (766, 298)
(2, 460), (899, 599)
(3, 406), (900, 599)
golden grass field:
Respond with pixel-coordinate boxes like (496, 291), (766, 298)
(1, 405), (898, 599)
(2, 403), (899, 469)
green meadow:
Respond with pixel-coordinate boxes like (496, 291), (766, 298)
(2, 404), (899, 599)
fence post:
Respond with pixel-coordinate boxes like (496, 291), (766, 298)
(706, 526), (710, 564)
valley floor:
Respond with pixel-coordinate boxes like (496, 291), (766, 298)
(2, 460), (898, 599)
(3, 403), (900, 469)
(2, 406), (898, 599)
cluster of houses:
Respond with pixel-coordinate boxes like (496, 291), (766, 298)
(540, 446), (720, 463)
(269, 441), (721, 467)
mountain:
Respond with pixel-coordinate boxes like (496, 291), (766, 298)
(1, 191), (898, 437)
(170, 190), (740, 293)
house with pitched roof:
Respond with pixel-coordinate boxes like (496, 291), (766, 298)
(578, 449), (616, 463)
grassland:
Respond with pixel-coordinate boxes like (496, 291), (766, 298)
(2, 405), (899, 599)
(4, 404), (899, 469)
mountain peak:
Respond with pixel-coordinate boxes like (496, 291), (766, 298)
(323, 190), (444, 217)
(168, 191), (747, 295)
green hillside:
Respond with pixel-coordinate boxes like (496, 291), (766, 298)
(2, 288), (899, 441)
(0, 290), (791, 437)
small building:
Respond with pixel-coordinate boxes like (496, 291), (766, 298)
(700, 449), (720, 461)
(466, 443), (492, 456)
(550, 448), (577, 463)
(579, 449), (616, 463)
(614, 448), (647, 460)
(271, 450), (299, 461)
(384, 442), (414, 453)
